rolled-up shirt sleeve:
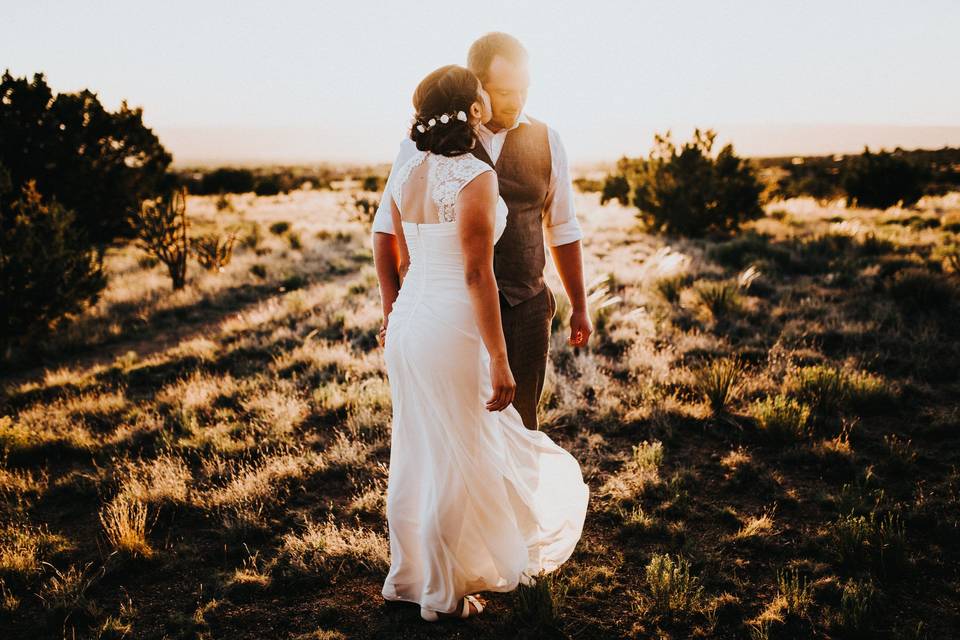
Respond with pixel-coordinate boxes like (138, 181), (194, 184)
(371, 138), (416, 237)
(542, 127), (584, 247)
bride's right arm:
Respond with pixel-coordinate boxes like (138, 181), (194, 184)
(457, 171), (516, 412)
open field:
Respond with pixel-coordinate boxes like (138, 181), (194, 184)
(1, 187), (959, 639)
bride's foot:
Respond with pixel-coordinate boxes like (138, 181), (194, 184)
(420, 594), (484, 622)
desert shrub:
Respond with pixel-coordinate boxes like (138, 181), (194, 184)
(753, 395), (811, 442)
(643, 553), (703, 618)
(887, 267), (957, 314)
(0, 71), (172, 247)
(198, 168), (255, 195)
(837, 579), (877, 634)
(882, 434), (917, 474)
(600, 173), (630, 205)
(931, 240), (960, 274)
(601, 440), (664, 505)
(787, 365), (849, 416)
(352, 196), (379, 232)
(706, 231), (793, 272)
(133, 187), (190, 290)
(572, 176), (603, 193)
(191, 229), (239, 272)
(774, 156), (844, 202)
(0, 180), (107, 354)
(842, 147), (928, 209)
(795, 232), (855, 264)
(361, 175), (385, 192)
(832, 510), (907, 575)
(603, 129), (764, 236)
(99, 494), (153, 558)
(777, 568), (813, 618)
(253, 175), (282, 196)
(845, 370), (897, 414)
(269, 221), (291, 235)
(286, 230), (302, 250)
(857, 231), (895, 256)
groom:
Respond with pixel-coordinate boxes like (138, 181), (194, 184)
(372, 32), (592, 431)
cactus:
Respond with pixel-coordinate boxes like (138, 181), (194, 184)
(191, 229), (239, 272)
(134, 187), (190, 290)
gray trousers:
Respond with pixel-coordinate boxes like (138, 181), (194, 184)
(499, 285), (557, 430)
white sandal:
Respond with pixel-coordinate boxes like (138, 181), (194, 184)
(420, 594), (484, 622)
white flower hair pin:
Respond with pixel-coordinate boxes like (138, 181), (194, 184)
(416, 110), (468, 133)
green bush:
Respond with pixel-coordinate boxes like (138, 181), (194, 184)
(787, 365), (849, 416)
(706, 231), (793, 272)
(600, 174), (630, 206)
(253, 176), (282, 196)
(887, 267), (957, 314)
(775, 156), (845, 202)
(842, 147), (928, 209)
(0, 71), (172, 248)
(644, 553), (703, 618)
(753, 395), (811, 442)
(200, 168), (255, 195)
(630, 129), (765, 236)
(0, 181), (107, 354)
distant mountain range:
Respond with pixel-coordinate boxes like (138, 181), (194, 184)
(158, 123), (960, 169)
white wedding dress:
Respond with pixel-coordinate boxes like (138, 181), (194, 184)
(380, 149), (589, 617)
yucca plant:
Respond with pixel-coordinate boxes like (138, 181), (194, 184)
(695, 357), (745, 414)
(695, 280), (741, 318)
(655, 274), (686, 304)
(585, 273), (623, 338)
(134, 186), (190, 290)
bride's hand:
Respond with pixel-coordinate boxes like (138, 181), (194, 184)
(486, 355), (516, 411)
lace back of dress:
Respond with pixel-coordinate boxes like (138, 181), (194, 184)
(395, 152), (488, 224)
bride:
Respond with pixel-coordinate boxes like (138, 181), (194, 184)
(377, 63), (589, 622)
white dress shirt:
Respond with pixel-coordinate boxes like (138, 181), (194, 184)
(371, 113), (583, 247)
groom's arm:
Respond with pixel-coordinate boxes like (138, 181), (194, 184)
(374, 232), (402, 318)
(372, 140), (414, 331)
(543, 127), (592, 347)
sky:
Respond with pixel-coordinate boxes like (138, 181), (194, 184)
(4, 0), (960, 165)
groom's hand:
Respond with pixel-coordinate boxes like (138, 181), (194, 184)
(568, 308), (593, 347)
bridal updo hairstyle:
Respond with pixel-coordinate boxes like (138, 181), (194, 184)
(410, 65), (481, 157)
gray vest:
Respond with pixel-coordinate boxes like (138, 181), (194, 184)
(470, 116), (552, 307)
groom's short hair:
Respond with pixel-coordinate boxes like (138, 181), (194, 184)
(468, 32), (528, 83)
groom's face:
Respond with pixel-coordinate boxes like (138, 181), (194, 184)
(482, 55), (529, 132)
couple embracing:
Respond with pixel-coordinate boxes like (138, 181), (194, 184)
(370, 32), (591, 622)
